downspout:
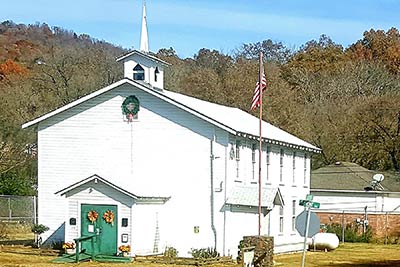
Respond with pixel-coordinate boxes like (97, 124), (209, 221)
(210, 139), (217, 249)
(223, 145), (227, 255)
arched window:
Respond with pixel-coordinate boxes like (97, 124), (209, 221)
(133, 64), (145, 80)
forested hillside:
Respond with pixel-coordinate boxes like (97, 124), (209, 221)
(0, 20), (399, 195)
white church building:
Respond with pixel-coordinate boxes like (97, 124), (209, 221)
(22, 3), (320, 257)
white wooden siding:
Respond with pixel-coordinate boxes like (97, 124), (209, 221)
(63, 182), (134, 248)
(37, 81), (313, 255)
(38, 83), (217, 254)
(123, 54), (164, 89)
(312, 191), (400, 213)
(222, 136), (310, 256)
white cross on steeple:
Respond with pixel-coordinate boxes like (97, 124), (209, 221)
(140, 0), (149, 52)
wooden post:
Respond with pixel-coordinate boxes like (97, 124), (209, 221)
(75, 241), (80, 263)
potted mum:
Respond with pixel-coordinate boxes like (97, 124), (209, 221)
(62, 242), (76, 255)
(119, 244), (131, 257)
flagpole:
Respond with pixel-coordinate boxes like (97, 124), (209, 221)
(258, 51), (263, 237)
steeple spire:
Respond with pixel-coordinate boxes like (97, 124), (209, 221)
(140, 0), (149, 52)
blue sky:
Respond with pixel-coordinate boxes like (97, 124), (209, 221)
(2, 0), (399, 58)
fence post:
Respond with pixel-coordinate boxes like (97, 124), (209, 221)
(8, 197), (11, 221)
(385, 212), (388, 245)
(341, 210), (345, 243)
(0, 195), (37, 223)
(33, 196), (37, 224)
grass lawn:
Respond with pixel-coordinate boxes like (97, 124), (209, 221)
(274, 243), (400, 267)
(1, 243), (400, 266)
(0, 223), (34, 242)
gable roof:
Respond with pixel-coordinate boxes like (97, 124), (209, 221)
(311, 162), (400, 192)
(22, 78), (319, 152)
(162, 90), (320, 152)
(55, 174), (170, 204)
(116, 50), (170, 66)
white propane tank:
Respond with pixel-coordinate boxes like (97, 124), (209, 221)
(311, 233), (339, 251)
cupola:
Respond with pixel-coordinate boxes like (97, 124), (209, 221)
(116, 0), (169, 90)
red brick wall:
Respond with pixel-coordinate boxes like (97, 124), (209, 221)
(316, 211), (400, 240)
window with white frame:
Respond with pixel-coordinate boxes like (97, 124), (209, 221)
(252, 143), (256, 163)
(133, 64), (145, 80)
(235, 140), (241, 180)
(292, 200), (296, 231)
(304, 154), (308, 185)
(266, 146), (271, 182)
(279, 206), (284, 233)
(280, 149), (284, 183)
(235, 140), (240, 160)
(252, 143), (256, 181)
(293, 152), (296, 183)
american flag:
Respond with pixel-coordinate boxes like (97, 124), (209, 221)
(250, 68), (267, 111)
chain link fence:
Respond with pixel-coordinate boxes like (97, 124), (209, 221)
(0, 195), (37, 224)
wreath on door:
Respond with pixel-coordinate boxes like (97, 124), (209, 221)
(87, 210), (99, 223)
(103, 210), (115, 225)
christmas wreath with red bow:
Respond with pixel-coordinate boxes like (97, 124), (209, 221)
(121, 95), (140, 121)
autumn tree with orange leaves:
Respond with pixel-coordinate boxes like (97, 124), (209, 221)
(0, 59), (28, 80)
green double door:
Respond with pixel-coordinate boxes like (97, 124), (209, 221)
(81, 204), (117, 255)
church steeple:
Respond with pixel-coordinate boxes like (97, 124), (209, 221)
(140, 0), (149, 52)
(116, 0), (169, 90)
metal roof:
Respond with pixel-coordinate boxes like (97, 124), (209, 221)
(221, 186), (284, 215)
(116, 50), (170, 66)
(311, 162), (400, 192)
(22, 78), (320, 152)
(162, 90), (320, 152)
(55, 174), (170, 204)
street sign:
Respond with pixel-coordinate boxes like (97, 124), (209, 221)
(299, 195), (320, 209)
(295, 210), (320, 238)
(298, 194), (321, 267)
(312, 202), (320, 209)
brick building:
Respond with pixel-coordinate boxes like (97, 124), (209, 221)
(311, 162), (400, 241)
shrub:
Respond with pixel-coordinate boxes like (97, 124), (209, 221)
(31, 224), (49, 248)
(325, 222), (373, 243)
(164, 246), (178, 258)
(0, 222), (9, 239)
(52, 240), (64, 250)
(189, 247), (219, 259)
(31, 224), (49, 235)
(237, 240), (244, 262)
